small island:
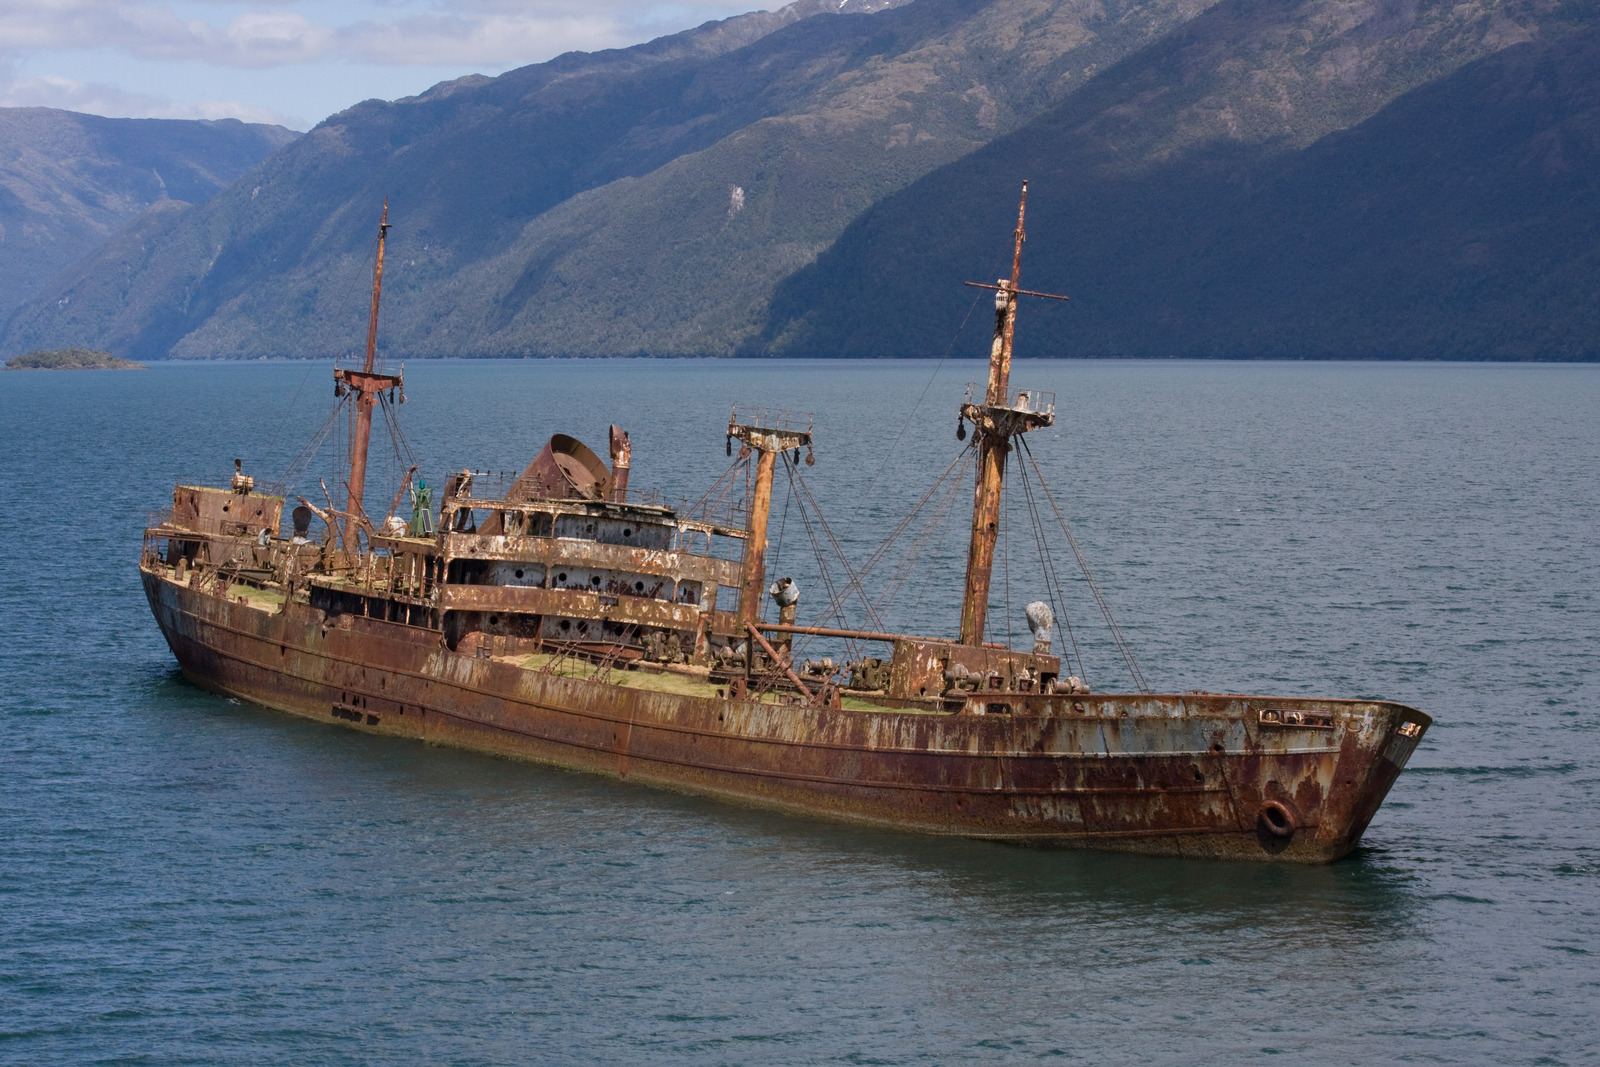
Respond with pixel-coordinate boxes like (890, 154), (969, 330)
(5, 347), (144, 370)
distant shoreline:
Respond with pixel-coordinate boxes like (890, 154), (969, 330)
(5, 348), (144, 370)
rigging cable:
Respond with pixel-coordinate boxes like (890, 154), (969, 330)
(793, 445), (972, 650)
(843, 449), (971, 615)
(787, 457), (890, 634)
(686, 452), (751, 524)
(889, 446), (976, 632)
(279, 394), (350, 494)
(770, 466), (793, 582)
(1019, 436), (1148, 692)
(843, 244), (1006, 529)
(781, 455), (853, 664)
(1013, 447), (1087, 683)
(1000, 467), (1011, 649)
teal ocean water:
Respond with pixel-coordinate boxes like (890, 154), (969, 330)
(2, 359), (1596, 1064)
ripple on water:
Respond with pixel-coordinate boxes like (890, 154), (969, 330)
(1, 360), (1597, 1065)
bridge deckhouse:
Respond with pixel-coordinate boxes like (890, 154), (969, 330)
(425, 448), (750, 661)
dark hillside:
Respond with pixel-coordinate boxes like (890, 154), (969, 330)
(6, 0), (1592, 360)
(0, 0), (1228, 359)
(761, 4), (1600, 359)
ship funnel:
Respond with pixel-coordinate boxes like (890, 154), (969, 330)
(506, 434), (612, 502)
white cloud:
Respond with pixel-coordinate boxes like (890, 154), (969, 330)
(344, 11), (629, 66)
(0, 70), (300, 125)
(0, 0), (752, 69)
(0, 0), (758, 124)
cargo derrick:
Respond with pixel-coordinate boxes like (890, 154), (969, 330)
(139, 194), (1433, 863)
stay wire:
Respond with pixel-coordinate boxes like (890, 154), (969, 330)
(1033, 459), (1087, 681)
(1019, 437), (1148, 692)
(279, 394), (350, 494)
(782, 455), (854, 665)
(843, 449), (970, 603)
(801, 444), (971, 640)
(279, 352), (323, 439)
(845, 247), (1005, 529)
(687, 453), (750, 523)
(771, 471), (793, 576)
(1014, 449), (1086, 682)
(789, 461), (889, 635)
(891, 446), (975, 631)
(871, 448), (972, 621)
(1000, 468), (1011, 648)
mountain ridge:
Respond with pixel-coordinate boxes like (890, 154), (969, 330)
(1, 0), (1232, 359)
(759, 8), (1600, 359)
(0, 108), (297, 317)
(3, 0), (1595, 360)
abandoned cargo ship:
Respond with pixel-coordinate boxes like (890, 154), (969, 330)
(140, 189), (1430, 862)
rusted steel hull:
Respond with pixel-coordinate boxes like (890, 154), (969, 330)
(143, 567), (1428, 862)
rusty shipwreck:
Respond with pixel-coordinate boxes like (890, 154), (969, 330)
(141, 189), (1430, 862)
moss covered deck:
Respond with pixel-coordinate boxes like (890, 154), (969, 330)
(497, 652), (931, 714)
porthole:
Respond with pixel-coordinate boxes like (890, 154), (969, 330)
(623, 528), (632, 538)
(557, 572), (567, 582)
(515, 569), (524, 579)
(559, 619), (571, 631)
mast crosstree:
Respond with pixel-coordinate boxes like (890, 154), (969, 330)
(957, 181), (1067, 647)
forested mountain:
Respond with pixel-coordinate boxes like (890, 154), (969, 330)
(0, 0), (1262, 359)
(761, 5), (1600, 359)
(0, 109), (296, 316)
(2, 0), (1594, 360)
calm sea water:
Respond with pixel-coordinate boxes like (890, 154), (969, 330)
(2, 359), (1596, 1064)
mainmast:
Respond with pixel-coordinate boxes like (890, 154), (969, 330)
(957, 181), (1065, 646)
(335, 199), (402, 553)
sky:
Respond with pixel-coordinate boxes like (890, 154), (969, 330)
(0, 0), (757, 131)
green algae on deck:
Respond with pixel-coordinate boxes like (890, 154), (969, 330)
(502, 652), (913, 713)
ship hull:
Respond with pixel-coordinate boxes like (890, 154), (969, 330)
(143, 568), (1428, 862)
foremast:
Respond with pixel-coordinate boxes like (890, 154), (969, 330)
(335, 198), (402, 552)
(957, 181), (1064, 646)
(727, 411), (813, 630)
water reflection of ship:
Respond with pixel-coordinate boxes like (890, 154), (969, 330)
(140, 186), (1430, 862)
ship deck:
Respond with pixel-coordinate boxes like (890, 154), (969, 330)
(498, 652), (919, 714)
(193, 569), (921, 716)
